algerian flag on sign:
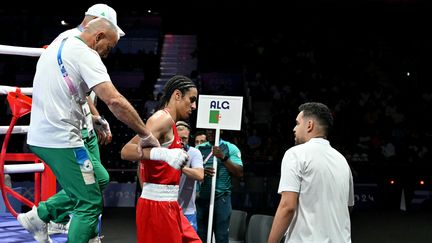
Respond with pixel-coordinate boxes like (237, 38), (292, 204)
(209, 110), (220, 124)
(197, 95), (243, 130)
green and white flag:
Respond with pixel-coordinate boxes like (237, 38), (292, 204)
(197, 95), (243, 131)
(209, 110), (220, 124)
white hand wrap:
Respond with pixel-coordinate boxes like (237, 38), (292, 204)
(150, 148), (188, 170)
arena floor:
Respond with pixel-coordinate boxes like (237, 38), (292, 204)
(1, 207), (431, 242)
(101, 207), (432, 243)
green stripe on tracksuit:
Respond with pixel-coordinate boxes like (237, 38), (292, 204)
(30, 130), (109, 242)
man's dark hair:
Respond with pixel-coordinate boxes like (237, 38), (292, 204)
(158, 75), (196, 109)
(194, 130), (206, 138)
(299, 102), (333, 135)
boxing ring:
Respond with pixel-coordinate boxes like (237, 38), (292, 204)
(0, 44), (67, 242)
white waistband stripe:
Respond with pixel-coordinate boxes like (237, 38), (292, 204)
(140, 182), (179, 201)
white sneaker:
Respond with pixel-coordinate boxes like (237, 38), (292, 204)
(47, 220), (69, 235)
(17, 206), (52, 243)
(88, 236), (102, 243)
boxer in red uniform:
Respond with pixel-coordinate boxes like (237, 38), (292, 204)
(121, 75), (201, 243)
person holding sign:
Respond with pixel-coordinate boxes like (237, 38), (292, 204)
(121, 75), (201, 243)
(196, 129), (244, 243)
(267, 102), (354, 243)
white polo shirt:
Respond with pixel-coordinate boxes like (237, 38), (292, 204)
(178, 146), (204, 215)
(28, 36), (110, 148)
(279, 138), (354, 243)
(53, 28), (96, 136)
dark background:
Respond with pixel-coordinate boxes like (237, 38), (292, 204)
(2, 1), (432, 241)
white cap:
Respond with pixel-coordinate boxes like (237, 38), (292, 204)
(85, 4), (125, 37)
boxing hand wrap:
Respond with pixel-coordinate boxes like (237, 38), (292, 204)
(150, 148), (188, 170)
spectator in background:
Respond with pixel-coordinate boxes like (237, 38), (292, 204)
(177, 121), (204, 232)
(247, 128), (262, 151)
(196, 129), (243, 243)
(143, 92), (160, 120)
(268, 102), (354, 243)
(194, 130), (207, 146)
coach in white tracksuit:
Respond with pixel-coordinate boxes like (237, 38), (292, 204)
(268, 102), (354, 243)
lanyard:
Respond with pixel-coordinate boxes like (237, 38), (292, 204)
(202, 141), (225, 164)
(203, 152), (213, 165)
(57, 38), (78, 96)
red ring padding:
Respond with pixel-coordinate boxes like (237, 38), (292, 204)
(0, 88), (56, 217)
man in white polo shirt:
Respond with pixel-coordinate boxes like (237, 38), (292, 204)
(17, 17), (187, 243)
(268, 102), (354, 243)
(45, 3), (125, 237)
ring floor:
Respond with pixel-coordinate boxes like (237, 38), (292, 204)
(1, 207), (432, 242)
(0, 213), (66, 243)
